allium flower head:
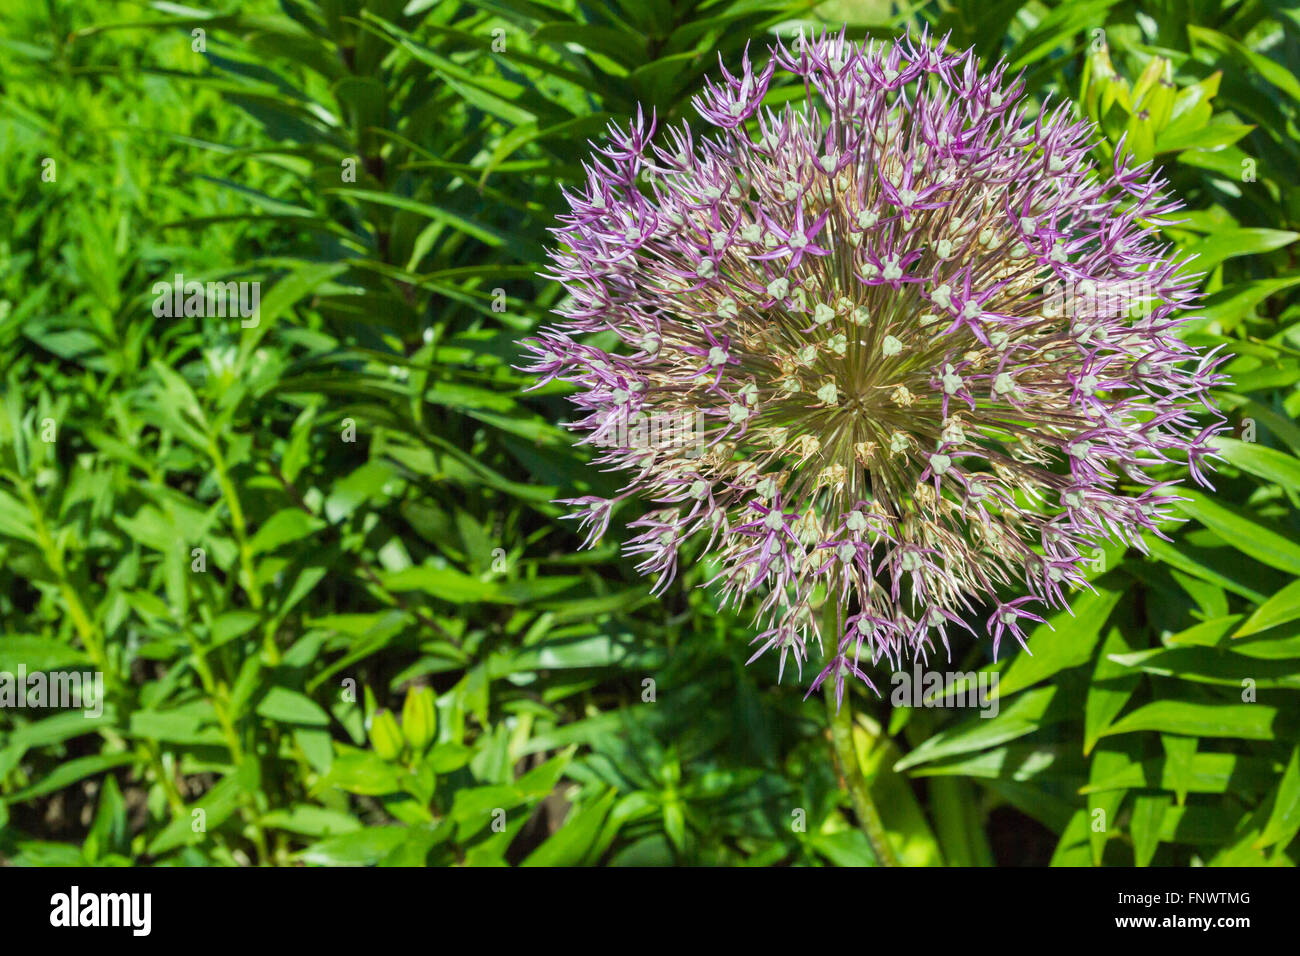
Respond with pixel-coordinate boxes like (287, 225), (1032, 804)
(520, 30), (1228, 703)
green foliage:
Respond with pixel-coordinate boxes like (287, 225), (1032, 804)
(1, 0), (1298, 866)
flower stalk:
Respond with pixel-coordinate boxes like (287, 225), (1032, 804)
(824, 680), (899, 866)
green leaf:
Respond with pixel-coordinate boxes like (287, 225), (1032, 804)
(260, 805), (362, 838)
(1188, 26), (1300, 103)
(256, 687), (331, 727)
(0, 636), (91, 672)
(1213, 438), (1300, 493)
(1164, 615), (1241, 648)
(1130, 793), (1172, 867)
(129, 708), (226, 746)
(1082, 752), (1278, 795)
(1176, 490), (1300, 576)
(1177, 228), (1300, 275)
(521, 788), (617, 866)
(1155, 122), (1253, 154)
(381, 565), (579, 605)
(148, 761), (260, 856)
(249, 508), (326, 555)
(240, 262), (348, 354)
(317, 748), (403, 797)
(1142, 536), (1268, 603)
(323, 189), (514, 250)
(2, 753), (136, 805)
(1100, 700), (1282, 741)
(533, 23), (646, 70)
(83, 774), (128, 862)
(298, 825), (411, 866)
(1235, 579), (1300, 638)
(1084, 624), (1143, 754)
(1107, 646), (1300, 689)
(1255, 746), (1300, 850)
(4, 708), (119, 755)
(894, 687), (1059, 770)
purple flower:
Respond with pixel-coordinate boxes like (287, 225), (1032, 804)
(520, 29), (1228, 695)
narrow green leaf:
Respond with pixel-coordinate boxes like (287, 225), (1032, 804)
(1099, 700), (1281, 741)
(1255, 745), (1300, 849)
(1235, 579), (1300, 638)
(1177, 490), (1300, 575)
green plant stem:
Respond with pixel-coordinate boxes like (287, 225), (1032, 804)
(824, 683), (900, 866)
(21, 480), (115, 687)
(210, 440), (282, 667)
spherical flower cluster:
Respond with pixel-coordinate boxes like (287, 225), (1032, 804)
(520, 30), (1228, 704)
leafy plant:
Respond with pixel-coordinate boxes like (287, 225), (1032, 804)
(1, 0), (1298, 867)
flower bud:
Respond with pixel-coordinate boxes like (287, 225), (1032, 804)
(401, 686), (437, 752)
(370, 709), (404, 761)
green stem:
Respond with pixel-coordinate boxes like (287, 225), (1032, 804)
(824, 682), (900, 866)
(21, 481), (117, 689)
(210, 441), (281, 667)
